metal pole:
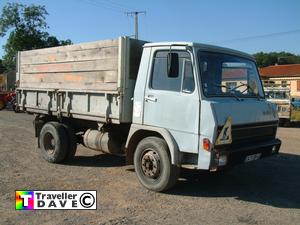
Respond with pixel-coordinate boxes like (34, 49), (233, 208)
(134, 12), (138, 39)
(125, 11), (146, 40)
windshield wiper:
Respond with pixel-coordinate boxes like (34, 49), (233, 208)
(218, 82), (260, 100)
(212, 83), (242, 101)
(238, 82), (261, 100)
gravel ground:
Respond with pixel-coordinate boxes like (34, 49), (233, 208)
(0, 110), (299, 225)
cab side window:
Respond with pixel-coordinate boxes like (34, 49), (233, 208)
(151, 51), (195, 93)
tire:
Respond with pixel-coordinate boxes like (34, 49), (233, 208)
(12, 99), (19, 113)
(284, 119), (291, 127)
(61, 123), (77, 161)
(210, 169), (229, 176)
(134, 137), (179, 192)
(39, 122), (68, 163)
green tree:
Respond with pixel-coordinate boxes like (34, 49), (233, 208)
(0, 3), (72, 69)
(254, 52), (300, 68)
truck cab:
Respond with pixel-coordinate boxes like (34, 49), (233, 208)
(126, 42), (281, 190)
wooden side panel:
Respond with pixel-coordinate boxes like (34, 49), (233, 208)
(18, 37), (147, 123)
(19, 38), (119, 91)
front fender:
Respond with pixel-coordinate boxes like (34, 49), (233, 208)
(125, 124), (180, 165)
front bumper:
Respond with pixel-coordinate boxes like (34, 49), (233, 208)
(210, 138), (281, 171)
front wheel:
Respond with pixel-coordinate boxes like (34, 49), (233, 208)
(134, 137), (179, 192)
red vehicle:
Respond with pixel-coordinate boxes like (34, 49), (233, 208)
(0, 91), (17, 111)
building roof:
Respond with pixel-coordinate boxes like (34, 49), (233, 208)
(222, 68), (247, 79)
(259, 64), (300, 78)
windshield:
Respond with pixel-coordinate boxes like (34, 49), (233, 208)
(197, 51), (264, 99)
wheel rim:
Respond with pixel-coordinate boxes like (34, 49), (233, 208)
(141, 149), (160, 179)
(43, 132), (56, 155)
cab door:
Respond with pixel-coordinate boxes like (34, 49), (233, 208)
(143, 47), (200, 153)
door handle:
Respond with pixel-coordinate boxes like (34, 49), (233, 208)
(145, 95), (157, 102)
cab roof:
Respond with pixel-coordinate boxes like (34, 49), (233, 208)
(143, 41), (255, 61)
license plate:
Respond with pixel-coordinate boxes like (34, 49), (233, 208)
(244, 153), (262, 162)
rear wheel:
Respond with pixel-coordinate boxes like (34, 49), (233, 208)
(62, 123), (77, 161)
(39, 122), (68, 163)
(134, 137), (179, 192)
(284, 119), (291, 127)
(12, 99), (19, 113)
(279, 118), (291, 127)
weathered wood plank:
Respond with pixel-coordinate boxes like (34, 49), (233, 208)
(21, 47), (118, 65)
(20, 81), (118, 91)
(21, 39), (119, 57)
(21, 58), (118, 74)
(19, 71), (118, 84)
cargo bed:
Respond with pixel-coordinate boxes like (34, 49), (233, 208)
(16, 37), (146, 123)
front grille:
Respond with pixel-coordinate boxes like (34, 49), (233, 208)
(217, 121), (277, 147)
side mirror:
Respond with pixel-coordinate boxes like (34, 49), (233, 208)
(167, 53), (179, 78)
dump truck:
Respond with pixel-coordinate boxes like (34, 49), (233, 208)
(264, 86), (300, 125)
(16, 37), (281, 191)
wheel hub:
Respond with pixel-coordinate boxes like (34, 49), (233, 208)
(141, 150), (160, 178)
(44, 132), (55, 154)
(50, 138), (55, 148)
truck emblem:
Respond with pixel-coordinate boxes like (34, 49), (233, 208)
(216, 117), (232, 145)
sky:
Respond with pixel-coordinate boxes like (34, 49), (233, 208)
(0, 0), (300, 58)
